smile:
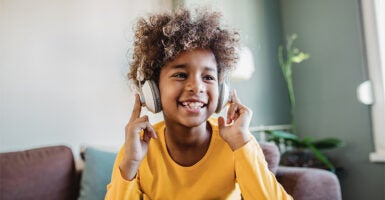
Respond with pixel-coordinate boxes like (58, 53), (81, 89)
(180, 101), (206, 109)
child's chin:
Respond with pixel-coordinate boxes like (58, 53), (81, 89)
(178, 117), (208, 127)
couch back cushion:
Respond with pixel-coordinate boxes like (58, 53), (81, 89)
(78, 146), (117, 200)
(259, 142), (281, 174)
(0, 146), (78, 200)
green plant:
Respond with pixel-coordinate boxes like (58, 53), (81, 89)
(265, 130), (343, 173)
(275, 34), (343, 173)
(278, 34), (309, 133)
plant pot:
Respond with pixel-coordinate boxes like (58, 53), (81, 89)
(280, 148), (328, 170)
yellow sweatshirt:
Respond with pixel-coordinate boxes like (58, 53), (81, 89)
(105, 118), (292, 200)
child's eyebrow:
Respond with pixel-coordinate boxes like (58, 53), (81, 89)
(171, 64), (187, 69)
(170, 64), (217, 73)
(204, 66), (218, 73)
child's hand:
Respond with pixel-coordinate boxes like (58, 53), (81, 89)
(218, 90), (252, 151)
(119, 94), (157, 180)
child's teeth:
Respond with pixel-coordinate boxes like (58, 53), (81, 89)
(182, 102), (203, 108)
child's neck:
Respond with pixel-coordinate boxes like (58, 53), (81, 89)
(164, 121), (212, 166)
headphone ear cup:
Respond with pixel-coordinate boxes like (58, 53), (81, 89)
(215, 83), (230, 113)
(140, 80), (162, 113)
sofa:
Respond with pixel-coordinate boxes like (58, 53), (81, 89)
(0, 143), (342, 200)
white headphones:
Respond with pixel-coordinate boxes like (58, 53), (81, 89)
(137, 59), (230, 113)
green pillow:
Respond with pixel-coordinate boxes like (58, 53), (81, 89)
(78, 146), (117, 200)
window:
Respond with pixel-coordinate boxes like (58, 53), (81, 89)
(361, 0), (385, 162)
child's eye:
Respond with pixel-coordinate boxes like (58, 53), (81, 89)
(203, 75), (216, 81)
(173, 73), (187, 79)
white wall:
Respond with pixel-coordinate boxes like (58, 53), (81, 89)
(0, 0), (169, 157)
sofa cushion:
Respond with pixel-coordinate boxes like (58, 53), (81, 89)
(276, 166), (342, 200)
(0, 145), (78, 200)
(78, 146), (117, 200)
(259, 142), (281, 174)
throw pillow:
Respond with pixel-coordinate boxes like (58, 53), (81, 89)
(78, 146), (117, 200)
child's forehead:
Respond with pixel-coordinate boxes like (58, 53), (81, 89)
(162, 49), (218, 70)
(174, 49), (216, 61)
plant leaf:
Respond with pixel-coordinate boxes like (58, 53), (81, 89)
(307, 143), (336, 173)
(291, 52), (309, 63)
(265, 130), (299, 141)
(312, 138), (344, 150)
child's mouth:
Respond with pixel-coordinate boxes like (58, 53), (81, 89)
(180, 101), (207, 111)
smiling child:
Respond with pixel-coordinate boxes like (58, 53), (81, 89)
(105, 8), (292, 200)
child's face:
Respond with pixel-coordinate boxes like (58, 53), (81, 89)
(159, 49), (219, 128)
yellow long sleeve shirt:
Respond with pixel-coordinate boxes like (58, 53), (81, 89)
(105, 118), (292, 200)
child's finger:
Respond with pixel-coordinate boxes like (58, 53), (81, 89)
(231, 90), (241, 104)
(226, 102), (238, 124)
(129, 94), (142, 123)
(218, 116), (226, 130)
(142, 123), (157, 141)
(144, 121), (157, 139)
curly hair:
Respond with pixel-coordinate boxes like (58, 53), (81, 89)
(128, 8), (240, 86)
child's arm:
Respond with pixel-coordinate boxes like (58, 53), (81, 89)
(234, 138), (293, 199)
(217, 90), (252, 151)
(105, 146), (143, 200)
(120, 94), (157, 181)
(218, 90), (292, 199)
(105, 94), (157, 199)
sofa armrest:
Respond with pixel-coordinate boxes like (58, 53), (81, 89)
(276, 166), (342, 200)
(0, 145), (79, 200)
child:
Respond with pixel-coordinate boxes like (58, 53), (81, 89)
(105, 8), (292, 200)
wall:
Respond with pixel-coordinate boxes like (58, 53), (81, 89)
(0, 0), (170, 157)
(279, 0), (385, 199)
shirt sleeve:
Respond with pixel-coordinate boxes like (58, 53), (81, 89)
(234, 137), (293, 200)
(104, 146), (143, 200)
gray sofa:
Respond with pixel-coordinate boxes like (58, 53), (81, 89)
(0, 143), (342, 200)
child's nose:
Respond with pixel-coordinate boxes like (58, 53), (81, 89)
(186, 78), (205, 93)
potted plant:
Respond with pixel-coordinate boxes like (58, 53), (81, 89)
(267, 34), (343, 173)
(265, 130), (343, 173)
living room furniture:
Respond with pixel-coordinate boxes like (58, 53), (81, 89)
(0, 143), (342, 200)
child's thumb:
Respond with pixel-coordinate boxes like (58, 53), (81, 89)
(218, 117), (225, 131)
